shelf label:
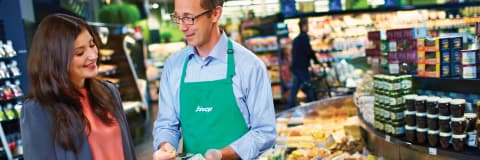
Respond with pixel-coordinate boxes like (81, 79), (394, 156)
(385, 135), (391, 142)
(428, 147), (437, 155)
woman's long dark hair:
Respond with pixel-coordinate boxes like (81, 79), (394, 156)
(27, 14), (122, 153)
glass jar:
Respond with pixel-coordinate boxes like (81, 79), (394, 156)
(416, 127), (428, 144)
(451, 117), (467, 134)
(439, 116), (451, 132)
(426, 96), (439, 114)
(427, 114), (439, 131)
(385, 122), (393, 135)
(450, 99), (466, 118)
(415, 96), (427, 113)
(439, 132), (451, 149)
(465, 113), (477, 132)
(404, 94), (417, 111)
(391, 120), (405, 137)
(428, 130), (439, 147)
(405, 110), (416, 126)
(416, 112), (427, 129)
(438, 97), (452, 116)
(375, 117), (385, 132)
(405, 125), (417, 143)
(390, 105), (405, 121)
(452, 134), (467, 151)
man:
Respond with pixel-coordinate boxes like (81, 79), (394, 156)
(288, 18), (319, 108)
(152, 0), (276, 159)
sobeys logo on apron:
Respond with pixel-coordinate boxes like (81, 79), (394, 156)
(195, 105), (213, 112)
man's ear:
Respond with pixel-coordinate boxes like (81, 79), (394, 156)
(211, 6), (222, 23)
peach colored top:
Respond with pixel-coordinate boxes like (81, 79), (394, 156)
(80, 89), (124, 160)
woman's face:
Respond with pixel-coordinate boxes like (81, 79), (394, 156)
(69, 29), (98, 88)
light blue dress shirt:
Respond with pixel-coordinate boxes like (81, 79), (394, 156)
(153, 32), (276, 159)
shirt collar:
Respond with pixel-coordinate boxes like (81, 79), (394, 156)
(187, 31), (229, 63)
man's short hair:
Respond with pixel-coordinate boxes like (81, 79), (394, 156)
(201, 0), (225, 10)
(298, 18), (308, 28)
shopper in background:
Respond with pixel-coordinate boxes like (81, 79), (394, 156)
(288, 17), (319, 108)
(20, 14), (136, 160)
(152, 0), (276, 159)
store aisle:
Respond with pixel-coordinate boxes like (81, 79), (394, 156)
(135, 134), (153, 160)
(135, 101), (157, 160)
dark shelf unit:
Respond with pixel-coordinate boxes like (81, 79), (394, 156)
(413, 76), (480, 94)
(284, 2), (480, 19)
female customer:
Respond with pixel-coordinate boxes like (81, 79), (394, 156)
(20, 13), (136, 160)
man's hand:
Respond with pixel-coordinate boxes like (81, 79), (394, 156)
(204, 149), (222, 160)
(153, 142), (176, 160)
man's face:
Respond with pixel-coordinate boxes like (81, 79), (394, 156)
(173, 0), (214, 47)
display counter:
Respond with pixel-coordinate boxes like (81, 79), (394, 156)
(269, 96), (480, 160)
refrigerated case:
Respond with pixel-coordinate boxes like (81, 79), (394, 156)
(268, 96), (480, 160)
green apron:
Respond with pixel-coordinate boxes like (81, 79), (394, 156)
(179, 40), (248, 154)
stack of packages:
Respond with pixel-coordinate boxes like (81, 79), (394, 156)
(417, 36), (463, 78)
(366, 27), (427, 75)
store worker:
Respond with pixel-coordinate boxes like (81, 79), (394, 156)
(288, 17), (319, 108)
(20, 14), (136, 160)
(152, 0), (276, 159)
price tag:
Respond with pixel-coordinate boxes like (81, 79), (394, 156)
(428, 147), (437, 155)
(385, 135), (391, 142)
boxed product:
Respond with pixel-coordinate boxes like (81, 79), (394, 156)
(414, 27), (428, 39)
(460, 49), (478, 65)
(418, 63), (440, 78)
(424, 51), (440, 64)
(450, 36), (463, 50)
(417, 39), (425, 51)
(367, 31), (381, 41)
(440, 50), (451, 64)
(441, 63), (450, 78)
(424, 38), (438, 52)
(461, 65), (477, 79)
(439, 38), (450, 51)
(451, 63), (461, 77)
(451, 49), (462, 64)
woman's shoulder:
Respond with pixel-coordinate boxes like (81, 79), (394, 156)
(23, 99), (45, 111)
(22, 98), (51, 119)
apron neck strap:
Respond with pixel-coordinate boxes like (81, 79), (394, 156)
(180, 39), (235, 82)
(226, 40), (235, 78)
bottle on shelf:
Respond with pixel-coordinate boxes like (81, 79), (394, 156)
(4, 103), (17, 120)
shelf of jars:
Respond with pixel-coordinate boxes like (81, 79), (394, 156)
(355, 72), (480, 159)
(357, 108), (480, 160)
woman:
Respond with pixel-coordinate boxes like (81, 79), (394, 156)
(20, 14), (136, 160)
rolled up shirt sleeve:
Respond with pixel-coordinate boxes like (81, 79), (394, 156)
(229, 57), (276, 159)
(152, 57), (182, 150)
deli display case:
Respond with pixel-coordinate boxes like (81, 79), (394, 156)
(263, 95), (480, 160)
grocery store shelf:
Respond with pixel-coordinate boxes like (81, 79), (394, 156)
(122, 101), (144, 113)
(358, 114), (480, 160)
(412, 76), (480, 94)
(285, 2), (480, 19)
(97, 64), (117, 76)
(253, 48), (279, 54)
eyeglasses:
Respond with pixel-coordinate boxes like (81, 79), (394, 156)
(170, 10), (212, 25)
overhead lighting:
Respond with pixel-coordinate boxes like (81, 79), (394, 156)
(224, 0), (251, 7)
(152, 3), (159, 9)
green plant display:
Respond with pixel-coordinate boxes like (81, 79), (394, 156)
(98, 3), (141, 25)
